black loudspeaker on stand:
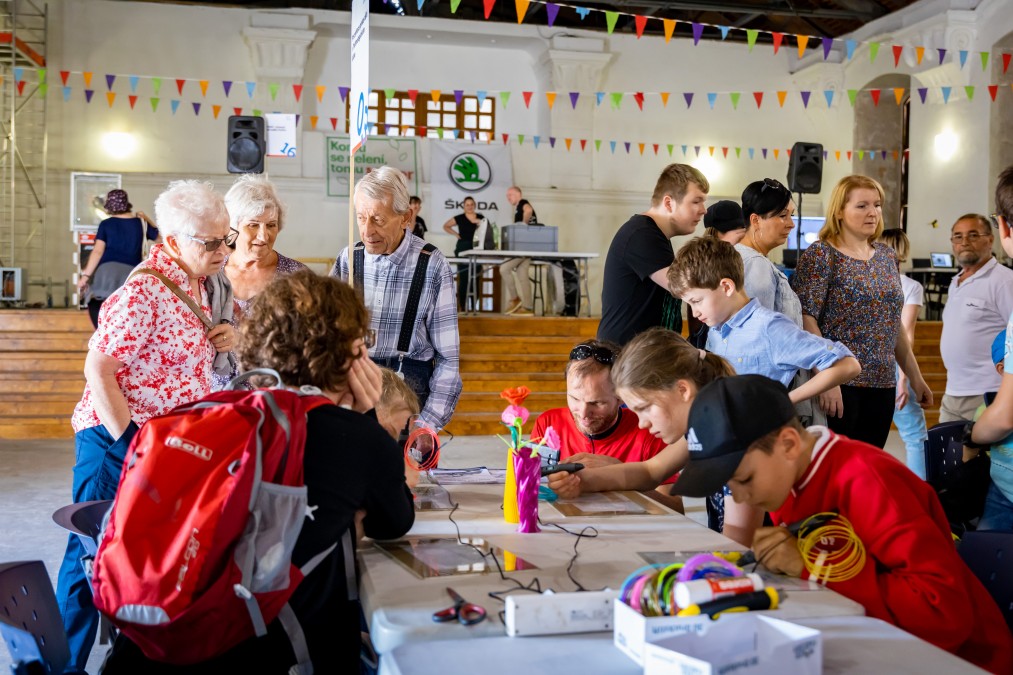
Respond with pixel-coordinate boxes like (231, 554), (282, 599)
(227, 116), (266, 174)
(786, 142), (823, 194)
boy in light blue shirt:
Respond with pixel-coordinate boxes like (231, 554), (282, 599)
(669, 237), (861, 410)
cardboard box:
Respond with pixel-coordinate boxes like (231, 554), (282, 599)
(643, 615), (821, 675)
(501, 224), (558, 252)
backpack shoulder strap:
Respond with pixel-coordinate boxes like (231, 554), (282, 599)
(397, 243), (437, 354)
(128, 267), (213, 331)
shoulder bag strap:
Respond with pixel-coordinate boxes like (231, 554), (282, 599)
(396, 243), (436, 354)
(353, 242), (365, 294)
(128, 267), (213, 331)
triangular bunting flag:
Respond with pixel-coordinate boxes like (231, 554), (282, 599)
(610, 92), (623, 109)
(545, 91), (556, 109)
(753, 91), (764, 108)
(847, 89), (858, 106)
(938, 48), (947, 66)
(773, 148), (780, 160)
(746, 29), (758, 51)
(870, 89), (881, 106)
(316, 85), (326, 102)
(1004, 53), (1012, 74)
(106, 91), (117, 106)
(522, 91), (533, 108)
(16, 81), (25, 96)
(532, 136), (540, 148)
(176, 79), (185, 95)
(450, 0), (461, 11)
(637, 142), (644, 155)
(692, 22), (704, 45)
(569, 91), (579, 109)
(502, 133), (509, 144)
(660, 92), (669, 106)
(892, 45), (903, 67)
(452, 89), (463, 106)
(846, 39), (856, 60)
(915, 46), (924, 65)
(575, 7), (590, 19)
(549, 137), (556, 148)
(777, 90), (787, 107)
(483, 0), (495, 19)
(609, 141), (616, 154)
(213, 104), (222, 119)
(683, 92), (694, 108)
(824, 90), (834, 107)
(858, 150), (865, 160)
(105, 74), (115, 90)
(338, 86), (349, 103)
(748, 147), (755, 159)
(500, 91), (511, 108)
(663, 19), (675, 43)
(719, 26), (730, 40)
(150, 97), (159, 112)
(667, 144), (674, 156)
(989, 85), (999, 101)
(735, 147), (741, 158)
(83, 71), (93, 87)
(681, 144), (688, 156)
(980, 52), (989, 71)
(269, 83), (280, 101)
(959, 50), (968, 68)
(247, 81), (257, 98)
(729, 92), (740, 109)
(171, 99), (180, 115)
(633, 92), (644, 110)
(835, 150), (841, 161)
(623, 142), (630, 154)
(192, 102), (201, 115)
(84, 89), (94, 103)
(580, 139), (587, 151)
(847, 151), (852, 161)
(694, 146), (701, 157)
(128, 94), (137, 109)
(893, 87), (905, 105)
(797, 34), (809, 58)
(234, 107), (243, 116)
(917, 88), (928, 104)
(942, 86), (952, 103)
(762, 148), (768, 159)
(604, 11), (619, 34)
(223, 81), (233, 97)
(59, 70), (69, 86)
(61, 86), (70, 102)
(198, 80), (208, 97)
(381, 88), (394, 103)
(892, 150), (899, 160)
(330, 118), (338, 130)
(292, 84), (302, 102)
(546, 3), (559, 26)
(515, 0), (529, 22)
(152, 77), (162, 96)
(595, 139), (601, 152)
(965, 85), (975, 100)
(822, 37), (833, 60)
(634, 15), (647, 39)
(477, 90), (487, 107)
(800, 91), (811, 108)
(772, 32), (784, 54)
(707, 92), (717, 109)
(407, 89), (418, 104)
(869, 43), (880, 62)
(721, 147), (728, 158)
(653, 143), (660, 155)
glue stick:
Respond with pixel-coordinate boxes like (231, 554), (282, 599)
(674, 573), (764, 609)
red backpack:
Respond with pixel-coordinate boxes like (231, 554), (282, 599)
(91, 371), (335, 667)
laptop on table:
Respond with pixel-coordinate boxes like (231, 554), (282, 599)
(929, 252), (954, 269)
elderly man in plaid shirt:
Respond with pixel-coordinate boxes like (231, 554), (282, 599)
(331, 166), (462, 439)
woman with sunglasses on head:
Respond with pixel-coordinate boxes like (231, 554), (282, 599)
(791, 175), (932, 449)
(545, 329), (765, 545)
(213, 175), (309, 389)
(59, 181), (235, 673)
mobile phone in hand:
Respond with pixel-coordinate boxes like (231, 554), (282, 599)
(540, 462), (585, 477)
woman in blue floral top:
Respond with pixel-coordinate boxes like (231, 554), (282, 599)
(791, 175), (932, 448)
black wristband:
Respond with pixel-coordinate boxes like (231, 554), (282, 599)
(962, 423), (984, 450)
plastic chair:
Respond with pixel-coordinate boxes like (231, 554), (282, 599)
(924, 421), (991, 536)
(0, 560), (70, 675)
(923, 421), (968, 483)
(957, 531), (1013, 632)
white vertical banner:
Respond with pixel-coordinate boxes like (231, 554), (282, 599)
(431, 142), (514, 228)
(349, 0), (370, 154)
(264, 114), (297, 157)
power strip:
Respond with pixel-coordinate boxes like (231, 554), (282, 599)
(504, 590), (618, 637)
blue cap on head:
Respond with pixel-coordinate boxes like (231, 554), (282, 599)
(992, 329), (1007, 366)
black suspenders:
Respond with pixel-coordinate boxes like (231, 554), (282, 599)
(352, 241), (437, 354)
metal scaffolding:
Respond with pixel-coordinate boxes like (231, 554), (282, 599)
(0, 0), (47, 304)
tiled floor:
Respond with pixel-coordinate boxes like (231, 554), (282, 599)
(0, 431), (908, 673)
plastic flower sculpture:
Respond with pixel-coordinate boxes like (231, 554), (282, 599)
(500, 386), (531, 447)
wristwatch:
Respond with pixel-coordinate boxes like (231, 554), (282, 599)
(961, 422), (985, 450)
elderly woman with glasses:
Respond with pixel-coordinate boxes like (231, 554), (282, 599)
(791, 175), (932, 449)
(59, 180), (234, 673)
(212, 175), (308, 389)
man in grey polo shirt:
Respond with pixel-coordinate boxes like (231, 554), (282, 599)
(939, 213), (1013, 422)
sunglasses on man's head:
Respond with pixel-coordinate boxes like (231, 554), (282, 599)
(180, 229), (239, 252)
(569, 344), (615, 365)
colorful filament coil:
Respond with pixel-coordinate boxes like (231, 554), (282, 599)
(404, 427), (441, 471)
(795, 511), (866, 583)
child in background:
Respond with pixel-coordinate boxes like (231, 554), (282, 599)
(377, 367), (422, 488)
(672, 375), (1013, 675)
(879, 228), (929, 478)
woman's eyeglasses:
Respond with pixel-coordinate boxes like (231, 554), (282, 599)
(569, 344), (615, 365)
(181, 229), (239, 252)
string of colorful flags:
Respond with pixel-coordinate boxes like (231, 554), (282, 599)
(454, 0), (1013, 73)
(10, 66), (1013, 112)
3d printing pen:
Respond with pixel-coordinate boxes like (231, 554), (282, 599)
(540, 463), (585, 477)
(676, 588), (782, 619)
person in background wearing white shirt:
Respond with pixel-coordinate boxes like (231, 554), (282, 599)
(880, 228), (929, 478)
(939, 213), (1013, 422)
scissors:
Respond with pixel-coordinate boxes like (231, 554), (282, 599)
(431, 587), (487, 626)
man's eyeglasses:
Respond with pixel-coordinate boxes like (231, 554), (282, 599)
(990, 213), (1004, 230)
(569, 344), (615, 365)
(180, 229), (239, 252)
(950, 232), (991, 244)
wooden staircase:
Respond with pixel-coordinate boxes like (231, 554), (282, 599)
(0, 309), (950, 439)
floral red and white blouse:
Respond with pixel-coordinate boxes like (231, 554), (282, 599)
(72, 244), (215, 432)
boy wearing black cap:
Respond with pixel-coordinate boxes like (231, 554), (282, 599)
(702, 200), (747, 245)
(675, 374), (1013, 674)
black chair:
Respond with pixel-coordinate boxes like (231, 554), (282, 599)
(0, 560), (70, 675)
(924, 421), (991, 536)
(52, 500), (116, 645)
(958, 531), (1013, 632)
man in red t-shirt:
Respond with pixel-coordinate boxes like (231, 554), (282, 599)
(531, 340), (676, 489)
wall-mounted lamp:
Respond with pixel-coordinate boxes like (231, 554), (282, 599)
(933, 129), (958, 162)
(101, 131), (137, 159)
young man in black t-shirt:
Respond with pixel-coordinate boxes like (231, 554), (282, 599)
(597, 164), (709, 344)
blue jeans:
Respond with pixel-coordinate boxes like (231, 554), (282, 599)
(892, 374), (928, 479)
(978, 482), (1013, 531)
(56, 422), (137, 673)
